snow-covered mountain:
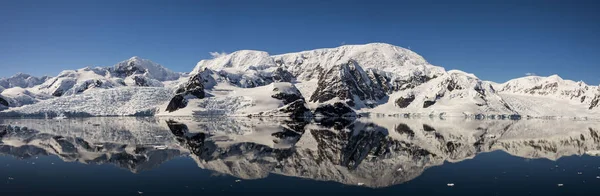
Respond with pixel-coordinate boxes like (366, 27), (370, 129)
(2, 43), (599, 118)
(161, 43), (571, 118)
(0, 57), (186, 116)
(494, 75), (600, 118)
(0, 73), (50, 89)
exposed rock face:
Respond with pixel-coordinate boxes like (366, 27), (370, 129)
(364, 70), (436, 93)
(314, 102), (355, 117)
(112, 61), (145, 78)
(270, 83), (311, 118)
(271, 89), (303, 105)
(395, 123), (415, 137)
(175, 70), (211, 99)
(590, 95), (600, 110)
(111, 56), (181, 81)
(423, 100), (436, 108)
(0, 96), (8, 107)
(395, 95), (415, 108)
(132, 76), (149, 86)
(277, 100), (311, 118)
(390, 75), (438, 92)
(71, 79), (110, 94)
(310, 60), (386, 107)
(445, 78), (463, 92)
(166, 71), (209, 113)
(165, 95), (188, 112)
(271, 67), (294, 83)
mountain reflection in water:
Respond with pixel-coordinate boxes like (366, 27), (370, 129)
(1, 117), (600, 188)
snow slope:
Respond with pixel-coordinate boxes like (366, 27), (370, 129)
(1, 87), (173, 117)
(494, 75), (600, 118)
(0, 57), (186, 115)
(157, 82), (309, 117)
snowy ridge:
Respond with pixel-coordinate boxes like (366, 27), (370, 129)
(0, 73), (50, 89)
(0, 57), (186, 116)
(112, 56), (182, 81)
(495, 75), (600, 117)
(2, 43), (599, 118)
(163, 43), (528, 118)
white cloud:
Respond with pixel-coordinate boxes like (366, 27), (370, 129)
(209, 51), (227, 58)
(525, 73), (537, 76)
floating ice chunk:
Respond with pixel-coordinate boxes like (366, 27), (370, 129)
(235, 180), (241, 183)
(447, 183), (455, 187)
(153, 145), (168, 150)
(557, 184), (564, 187)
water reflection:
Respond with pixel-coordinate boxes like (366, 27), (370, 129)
(1, 117), (600, 188)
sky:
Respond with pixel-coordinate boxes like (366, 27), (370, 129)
(1, 0), (599, 84)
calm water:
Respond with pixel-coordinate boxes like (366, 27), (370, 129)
(1, 117), (600, 196)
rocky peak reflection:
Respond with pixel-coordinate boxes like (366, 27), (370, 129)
(2, 117), (600, 188)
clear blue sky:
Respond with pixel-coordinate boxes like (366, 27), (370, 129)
(1, 0), (599, 84)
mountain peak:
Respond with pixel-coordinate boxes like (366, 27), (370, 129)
(112, 57), (181, 81)
(547, 74), (563, 81)
(128, 56), (143, 61)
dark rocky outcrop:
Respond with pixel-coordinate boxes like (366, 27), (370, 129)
(111, 61), (145, 78)
(166, 71), (208, 112)
(175, 74), (206, 99)
(446, 79), (463, 91)
(391, 75), (437, 91)
(315, 117), (355, 130)
(271, 91), (303, 105)
(310, 60), (386, 107)
(340, 125), (389, 170)
(0, 96), (8, 107)
(366, 69), (439, 93)
(395, 95), (415, 108)
(270, 83), (311, 118)
(132, 76), (148, 86)
(52, 89), (64, 97)
(423, 100), (436, 108)
(590, 95), (600, 110)
(278, 99), (311, 118)
(395, 123), (414, 137)
(271, 67), (294, 83)
(423, 124), (436, 132)
(75, 79), (105, 93)
(314, 102), (355, 117)
(165, 95), (188, 112)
